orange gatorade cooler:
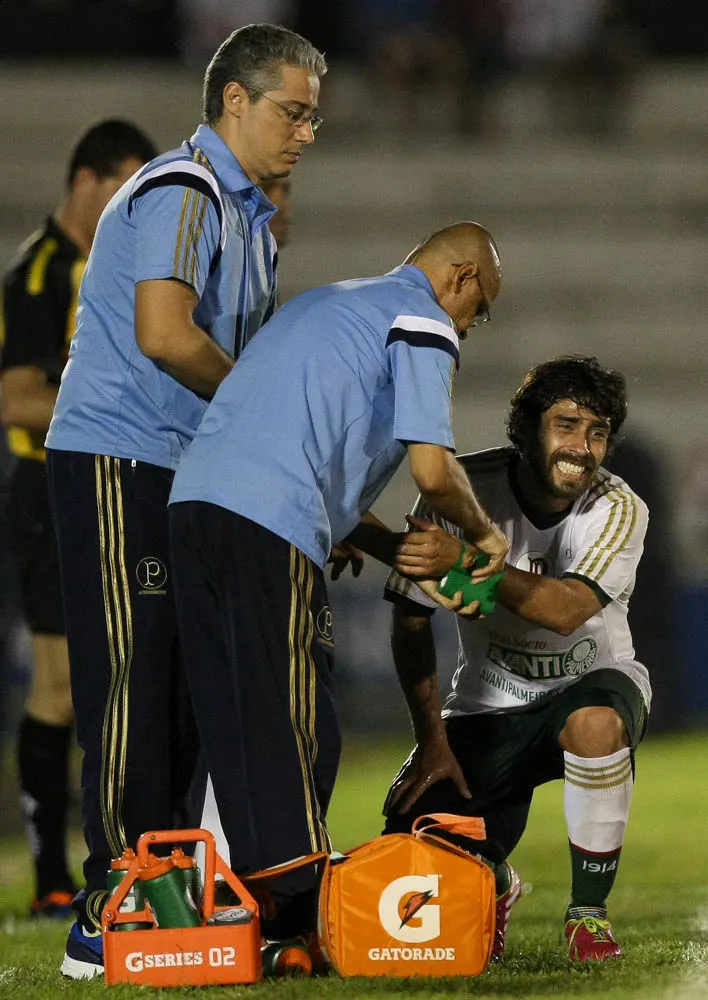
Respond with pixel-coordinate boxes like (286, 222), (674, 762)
(102, 829), (261, 987)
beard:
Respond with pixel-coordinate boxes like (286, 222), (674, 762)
(528, 445), (597, 501)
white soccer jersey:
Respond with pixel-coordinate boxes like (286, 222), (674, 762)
(385, 447), (651, 716)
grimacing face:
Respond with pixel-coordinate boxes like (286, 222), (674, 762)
(526, 398), (611, 502)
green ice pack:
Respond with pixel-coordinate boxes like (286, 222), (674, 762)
(437, 551), (504, 615)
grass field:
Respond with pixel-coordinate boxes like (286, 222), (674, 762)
(1, 730), (707, 999)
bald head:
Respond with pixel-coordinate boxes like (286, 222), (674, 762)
(405, 222), (502, 337)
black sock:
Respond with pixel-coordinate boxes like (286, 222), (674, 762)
(567, 842), (622, 914)
(17, 715), (76, 897)
(493, 860), (511, 896)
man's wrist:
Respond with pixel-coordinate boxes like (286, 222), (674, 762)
(413, 721), (448, 744)
(463, 518), (494, 549)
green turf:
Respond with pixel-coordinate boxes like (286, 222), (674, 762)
(1, 730), (707, 999)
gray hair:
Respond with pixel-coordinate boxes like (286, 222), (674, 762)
(203, 23), (327, 125)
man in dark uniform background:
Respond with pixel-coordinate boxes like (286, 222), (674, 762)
(0, 119), (157, 919)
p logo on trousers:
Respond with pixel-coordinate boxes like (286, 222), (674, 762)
(136, 557), (168, 594)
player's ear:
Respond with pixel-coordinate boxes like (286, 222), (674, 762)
(71, 165), (100, 193)
(223, 82), (250, 119)
(452, 262), (477, 291)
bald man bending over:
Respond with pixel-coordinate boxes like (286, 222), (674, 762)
(168, 222), (509, 946)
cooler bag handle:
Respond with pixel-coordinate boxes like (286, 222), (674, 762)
(241, 852), (330, 922)
(241, 851), (330, 885)
(411, 812), (487, 841)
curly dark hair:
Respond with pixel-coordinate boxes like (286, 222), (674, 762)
(506, 356), (627, 452)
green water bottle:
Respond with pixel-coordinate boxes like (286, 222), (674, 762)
(107, 848), (152, 931)
(261, 940), (313, 977)
(138, 854), (201, 928)
(170, 848), (202, 912)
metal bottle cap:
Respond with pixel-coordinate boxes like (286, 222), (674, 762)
(207, 907), (253, 925)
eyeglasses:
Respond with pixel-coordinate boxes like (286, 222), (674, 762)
(471, 271), (491, 327)
(452, 263), (491, 328)
(250, 88), (323, 132)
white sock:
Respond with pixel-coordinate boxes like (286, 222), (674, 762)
(563, 748), (633, 852)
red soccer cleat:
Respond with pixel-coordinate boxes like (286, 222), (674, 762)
(565, 908), (622, 961)
(493, 862), (522, 959)
(29, 889), (74, 921)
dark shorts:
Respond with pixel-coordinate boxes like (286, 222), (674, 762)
(445, 668), (647, 800)
(7, 458), (64, 634)
(385, 668), (648, 862)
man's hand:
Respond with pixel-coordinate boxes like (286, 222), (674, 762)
(327, 541), (364, 581)
(470, 522), (509, 581)
(383, 738), (471, 816)
(416, 578), (483, 617)
(394, 515), (465, 578)
(395, 515), (509, 584)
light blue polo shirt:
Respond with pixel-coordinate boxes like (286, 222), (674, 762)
(46, 125), (277, 470)
(169, 265), (460, 568)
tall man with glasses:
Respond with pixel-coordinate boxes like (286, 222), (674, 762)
(168, 221), (509, 947)
(45, 23), (327, 979)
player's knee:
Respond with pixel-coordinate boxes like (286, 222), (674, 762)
(27, 676), (74, 727)
(53, 689), (75, 727)
(559, 706), (628, 757)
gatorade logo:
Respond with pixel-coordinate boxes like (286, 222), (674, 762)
(125, 948), (239, 972)
(136, 557), (168, 594)
(367, 946), (455, 962)
(378, 875), (441, 943)
(126, 951), (204, 972)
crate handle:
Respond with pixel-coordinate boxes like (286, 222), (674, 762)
(103, 828), (259, 929)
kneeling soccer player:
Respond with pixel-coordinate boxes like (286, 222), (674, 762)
(384, 356), (650, 962)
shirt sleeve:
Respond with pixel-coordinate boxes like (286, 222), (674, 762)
(562, 482), (649, 605)
(383, 493), (463, 614)
(131, 182), (223, 299)
(386, 314), (459, 449)
(1, 254), (66, 375)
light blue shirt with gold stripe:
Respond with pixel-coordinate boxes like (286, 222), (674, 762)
(46, 125), (277, 470)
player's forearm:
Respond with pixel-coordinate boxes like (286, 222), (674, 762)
(147, 327), (234, 398)
(409, 444), (492, 543)
(0, 388), (57, 431)
(345, 511), (404, 566)
(498, 567), (598, 636)
(391, 610), (446, 743)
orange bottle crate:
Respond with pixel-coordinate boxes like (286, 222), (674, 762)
(102, 828), (261, 987)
